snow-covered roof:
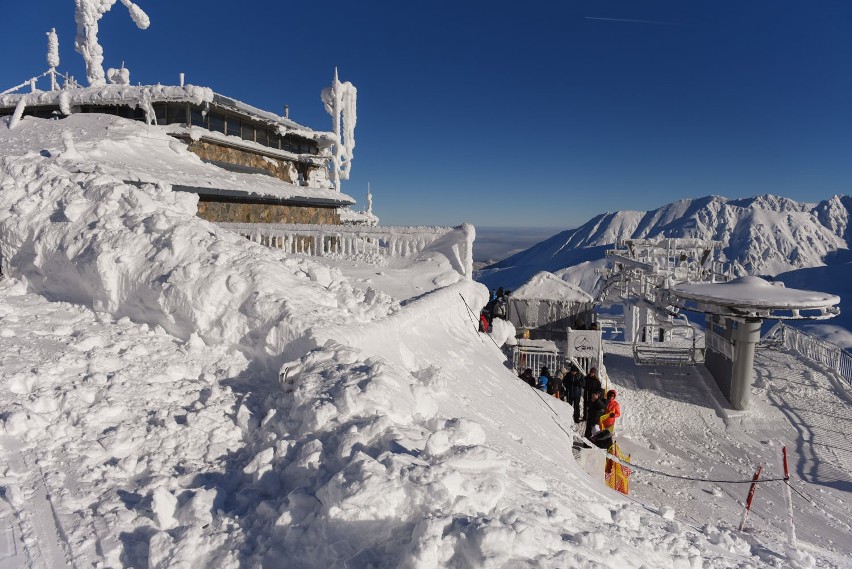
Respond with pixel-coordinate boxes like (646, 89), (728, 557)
(672, 276), (840, 313)
(513, 271), (594, 302)
(1, 113), (353, 206)
(1, 84), (212, 111)
(0, 85), (325, 137)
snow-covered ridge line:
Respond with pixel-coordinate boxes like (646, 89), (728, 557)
(479, 193), (852, 292)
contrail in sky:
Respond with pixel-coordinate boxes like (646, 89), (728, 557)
(585, 16), (680, 26)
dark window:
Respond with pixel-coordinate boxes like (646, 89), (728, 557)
(209, 113), (225, 133)
(153, 103), (167, 122)
(255, 128), (269, 147)
(265, 130), (278, 148)
(190, 107), (206, 128)
(241, 122), (255, 142)
(169, 103), (187, 125)
(226, 116), (240, 137)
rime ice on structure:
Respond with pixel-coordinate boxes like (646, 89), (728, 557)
(46, 29), (60, 69)
(47, 28), (60, 91)
(322, 68), (357, 192)
(74, 0), (150, 87)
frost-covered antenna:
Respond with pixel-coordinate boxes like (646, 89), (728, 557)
(366, 182), (373, 215)
(74, 0), (150, 87)
(321, 67), (357, 192)
(47, 28), (60, 91)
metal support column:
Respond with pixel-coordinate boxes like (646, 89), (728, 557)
(730, 318), (762, 410)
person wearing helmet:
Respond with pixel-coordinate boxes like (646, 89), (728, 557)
(600, 389), (621, 433)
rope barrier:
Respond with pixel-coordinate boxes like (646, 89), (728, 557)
(458, 293), (504, 352)
(571, 429), (790, 484)
(458, 293), (484, 339)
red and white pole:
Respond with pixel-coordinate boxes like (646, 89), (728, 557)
(782, 446), (798, 547)
(739, 464), (762, 531)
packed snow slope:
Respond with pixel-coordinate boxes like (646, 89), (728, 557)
(1, 113), (832, 567)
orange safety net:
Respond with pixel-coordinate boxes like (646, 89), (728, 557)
(605, 443), (632, 495)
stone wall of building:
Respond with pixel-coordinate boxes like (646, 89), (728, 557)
(197, 201), (341, 225)
(187, 139), (323, 184)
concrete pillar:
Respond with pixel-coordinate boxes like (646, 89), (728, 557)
(638, 306), (651, 342)
(730, 318), (762, 410)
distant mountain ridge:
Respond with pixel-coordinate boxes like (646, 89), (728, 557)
(476, 194), (852, 292)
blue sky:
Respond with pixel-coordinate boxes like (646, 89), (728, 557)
(4, 1), (852, 228)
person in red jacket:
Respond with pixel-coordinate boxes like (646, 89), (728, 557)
(601, 389), (621, 433)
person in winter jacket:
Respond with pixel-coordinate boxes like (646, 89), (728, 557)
(479, 311), (489, 333)
(584, 389), (607, 440)
(537, 366), (551, 392)
(582, 367), (602, 421)
(492, 296), (507, 319)
(519, 368), (536, 388)
(562, 366), (583, 423)
(600, 389), (621, 433)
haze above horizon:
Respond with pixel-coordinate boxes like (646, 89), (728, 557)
(4, 0), (852, 228)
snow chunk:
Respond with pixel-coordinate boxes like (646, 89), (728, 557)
(151, 486), (178, 530)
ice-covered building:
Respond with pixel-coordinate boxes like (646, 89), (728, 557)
(1, 9), (358, 226)
(508, 271), (594, 340)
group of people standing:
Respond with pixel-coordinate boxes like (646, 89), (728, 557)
(518, 365), (621, 447)
(479, 287), (510, 333)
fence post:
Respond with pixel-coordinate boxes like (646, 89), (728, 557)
(782, 446), (798, 548)
(739, 464), (762, 531)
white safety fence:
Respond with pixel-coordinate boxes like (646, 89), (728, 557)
(218, 222), (474, 278)
(764, 323), (852, 387)
(511, 349), (565, 376)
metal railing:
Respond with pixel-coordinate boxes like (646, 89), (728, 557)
(764, 323), (852, 387)
(511, 348), (565, 375)
(218, 222), (474, 278)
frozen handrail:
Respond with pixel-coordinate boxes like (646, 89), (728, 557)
(218, 222), (475, 279)
(763, 323), (852, 388)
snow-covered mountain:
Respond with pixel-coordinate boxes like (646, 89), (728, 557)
(477, 194), (852, 293)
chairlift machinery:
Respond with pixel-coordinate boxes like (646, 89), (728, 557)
(595, 238), (841, 410)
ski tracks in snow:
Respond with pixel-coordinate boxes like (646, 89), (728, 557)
(0, 436), (69, 569)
